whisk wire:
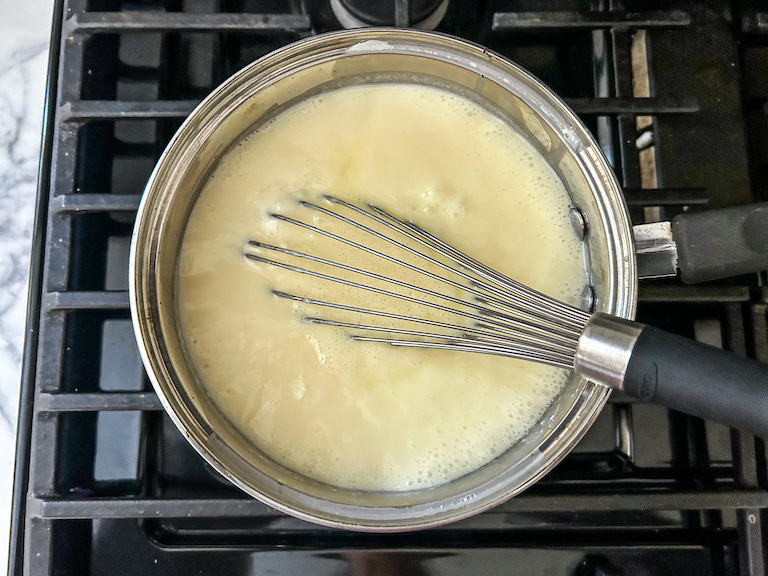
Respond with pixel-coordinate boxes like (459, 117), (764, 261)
(363, 201), (586, 322)
(245, 251), (578, 350)
(245, 196), (590, 368)
(269, 290), (578, 357)
(301, 197), (587, 330)
(352, 337), (574, 369)
(306, 318), (575, 368)
(248, 239), (581, 340)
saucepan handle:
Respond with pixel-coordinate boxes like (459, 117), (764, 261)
(634, 202), (768, 282)
(574, 313), (768, 438)
(673, 202), (768, 283)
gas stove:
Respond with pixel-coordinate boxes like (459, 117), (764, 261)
(10, 1), (768, 575)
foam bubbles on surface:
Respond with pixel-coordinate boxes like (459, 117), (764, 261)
(177, 83), (586, 491)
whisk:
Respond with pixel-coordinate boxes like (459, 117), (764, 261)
(245, 195), (768, 438)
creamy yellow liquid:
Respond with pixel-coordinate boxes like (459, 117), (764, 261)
(177, 83), (585, 491)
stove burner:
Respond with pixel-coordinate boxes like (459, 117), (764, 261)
(331, 0), (449, 29)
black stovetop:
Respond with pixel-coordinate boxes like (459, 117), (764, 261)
(10, 1), (768, 575)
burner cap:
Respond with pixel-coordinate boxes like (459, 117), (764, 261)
(331, 0), (449, 30)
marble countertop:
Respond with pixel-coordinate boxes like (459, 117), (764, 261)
(0, 0), (54, 570)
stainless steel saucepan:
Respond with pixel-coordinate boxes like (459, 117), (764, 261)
(130, 28), (768, 532)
